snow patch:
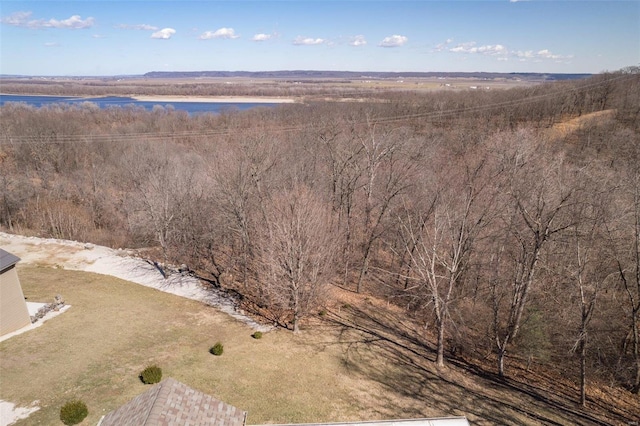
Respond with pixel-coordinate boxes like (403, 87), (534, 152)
(0, 400), (39, 426)
(0, 232), (270, 332)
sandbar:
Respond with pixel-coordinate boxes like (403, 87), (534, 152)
(131, 95), (296, 104)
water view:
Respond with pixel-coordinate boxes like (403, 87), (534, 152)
(0, 94), (278, 114)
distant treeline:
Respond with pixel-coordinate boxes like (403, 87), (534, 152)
(143, 70), (592, 81)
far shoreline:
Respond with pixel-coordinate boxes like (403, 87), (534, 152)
(131, 95), (297, 104)
(0, 93), (298, 104)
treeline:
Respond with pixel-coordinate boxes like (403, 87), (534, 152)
(1, 70), (640, 404)
(143, 70), (591, 80)
(1, 77), (387, 99)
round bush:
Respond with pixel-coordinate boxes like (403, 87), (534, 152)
(140, 365), (162, 384)
(209, 342), (224, 356)
(252, 331), (263, 339)
(60, 400), (88, 425)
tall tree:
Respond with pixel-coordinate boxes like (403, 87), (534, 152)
(561, 185), (615, 406)
(609, 136), (640, 393)
(399, 150), (495, 366)
(123, 140), (203, 269)
(488, 130), (576, 377)
(355, 119), (414, 293)
(258, 184), (336, 332)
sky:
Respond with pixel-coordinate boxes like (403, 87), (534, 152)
(0, 1), (638, 76)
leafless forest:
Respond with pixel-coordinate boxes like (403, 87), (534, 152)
(1, 69), (640, 408)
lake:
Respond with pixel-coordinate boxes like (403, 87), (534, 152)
(0, 94), (278, 114)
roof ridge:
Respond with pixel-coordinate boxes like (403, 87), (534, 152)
(142, 377), (173, 425)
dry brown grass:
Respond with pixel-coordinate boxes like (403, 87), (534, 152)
(1, 266), (637, 426)
(1, 267), (358, 425)
(548, 109), (616, 139)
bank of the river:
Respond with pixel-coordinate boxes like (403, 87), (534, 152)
(131, 95), (296, 103)
(0, 93), (291, 114)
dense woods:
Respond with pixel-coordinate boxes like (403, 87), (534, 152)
(2, 69), (640, 405)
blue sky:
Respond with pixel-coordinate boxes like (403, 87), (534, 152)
(1, 1), (638, 76)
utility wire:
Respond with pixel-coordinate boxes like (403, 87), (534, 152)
(0, 73), (633, 145)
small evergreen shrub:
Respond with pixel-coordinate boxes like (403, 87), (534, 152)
(209, 342), (224, 356)
(252, 331), (263, 339)
(140, 365), (162, 384)
(59, 400), (88, 425)
(318, 309), (327, 317)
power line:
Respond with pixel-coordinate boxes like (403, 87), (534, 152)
(0, 73), (633, 145)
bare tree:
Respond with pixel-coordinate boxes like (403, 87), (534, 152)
(561, 184), (615, 405)
(319, 126), (365, 286)
(488, 130), (576, 377)
(355, 119), (415, 293)
(399, 146), (495, 366)
(258, 184), (335, 332)
(123, 140), (203, 270)
(208, 131), (280, 293)
(609, 140), (640, 393)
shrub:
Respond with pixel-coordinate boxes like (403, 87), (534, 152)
(60, 400), (88, 425)
(252, 331), (263, 339)
(209, 342), (224, 356)
(318, 309), (327, 317)
(140, 365), (162, 384)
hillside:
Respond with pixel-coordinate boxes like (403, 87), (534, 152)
(0, 234), (637, 425)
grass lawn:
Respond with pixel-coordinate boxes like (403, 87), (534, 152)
(1, 266), (637, 425)
(1, 266), (362, 425)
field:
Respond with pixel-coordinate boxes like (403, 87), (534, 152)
(1, 266), (637, 425)
(0, 74), (539, 101)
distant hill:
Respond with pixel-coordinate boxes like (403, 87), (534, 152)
(143, 70), (592, 81)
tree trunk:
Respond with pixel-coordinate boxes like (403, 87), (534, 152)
(356, 249), (370, 293)
(498, 347), (506, 378)
(580, 338), (587, 406)
(436, 314), (445, 367)
(632, 310), (640, 393)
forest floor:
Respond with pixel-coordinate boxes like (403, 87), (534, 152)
(0, 234), (638, 426)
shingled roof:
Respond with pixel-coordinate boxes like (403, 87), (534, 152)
(99, 377), (246, 426)
(0, 248), (20, 274)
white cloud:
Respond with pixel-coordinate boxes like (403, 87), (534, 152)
(379, 35), (408, 48)
(199, 27), (240, 40)
(117, 24), (158, 31)
(1, 11), (32, 26)
(252, 33), (272, 42)
(151, 28), (176, 39)
(433, 38), (454, 52)
(44, 42), (59, 47)
(514, 50), (535, 59)
(450, 42), (507, 56)
(450, 41), (573, 63)
(350, 35), (367, 46)
(536, 49), (567, 60)
(449, 42), (475, 53)
(516, 49), (571, 61)
(1, 11), (95, 29)
(293, 36), (325, 45)
(92, 34), (106, 39)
